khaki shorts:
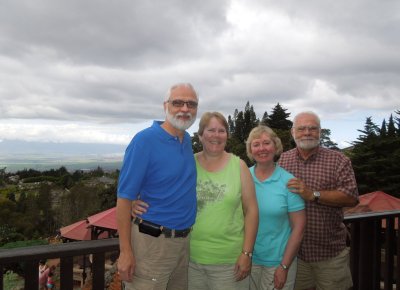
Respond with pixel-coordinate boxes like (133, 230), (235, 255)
(188, 261), (250, 290)
(294, 248), (352, 290)
(123, 222), (190, 290)
(250, 259), (297, 290)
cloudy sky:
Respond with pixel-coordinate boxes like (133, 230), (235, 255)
(1, 0), (399, 148)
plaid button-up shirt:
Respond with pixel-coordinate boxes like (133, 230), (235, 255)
(278, 146), (358, 262)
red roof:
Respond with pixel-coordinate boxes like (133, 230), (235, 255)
(345, 191), (400, 215)
(60, 207), (117, 241)
(60, 219), (92, 241)
(87, 207), (117, 230)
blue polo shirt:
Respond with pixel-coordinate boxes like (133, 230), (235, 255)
(118, 121), (197, 230)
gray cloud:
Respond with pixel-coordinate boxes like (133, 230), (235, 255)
(0, 0), (399, 146)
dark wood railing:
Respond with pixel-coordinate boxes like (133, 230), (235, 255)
(344, 210), (400, 290)
(0, 238), (119, 290)
(1, 211), (400, 290)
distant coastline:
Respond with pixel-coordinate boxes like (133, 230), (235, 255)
(0, 139), (125, 172)
(0, 156), (123, 173)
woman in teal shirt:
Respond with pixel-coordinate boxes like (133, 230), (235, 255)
(246, 125), (306, 290)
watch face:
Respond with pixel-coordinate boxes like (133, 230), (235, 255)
(313, 191), (321, 199)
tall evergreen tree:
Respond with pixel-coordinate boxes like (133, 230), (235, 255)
(354, 117), (379, 143)
(350, 114), (400, 196)
(387, 114), (396, 137)
(268, 103), (292, 130)
(261, 112), (269, 126)
(226, 102), (259, 165)
(394, 109), (400, 135)
(320, 129), (339, 150)
(227, 115), (235, 136)
(380, 119), (387, 137)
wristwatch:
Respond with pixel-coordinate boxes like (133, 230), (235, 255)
(242, 250), (253, 258)
(280, 263), (288, 270)
(313, 191), (321, 202)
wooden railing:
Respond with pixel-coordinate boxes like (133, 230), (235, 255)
(344, 210), (400, 290)
(1, 211), (400, 290)
(0, 238), (119, 290)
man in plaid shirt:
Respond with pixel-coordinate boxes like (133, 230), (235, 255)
(279, 111), (359, 290)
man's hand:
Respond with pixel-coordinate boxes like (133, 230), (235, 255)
(117, 251), (135, 282)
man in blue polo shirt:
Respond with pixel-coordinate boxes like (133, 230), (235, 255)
(117, 83), (199, 290)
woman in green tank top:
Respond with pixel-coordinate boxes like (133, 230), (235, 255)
(131, 112), (258, 290)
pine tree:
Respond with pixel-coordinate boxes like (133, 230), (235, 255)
(226, 102), (259, 165)
(261, 112), (269, 126)
(394, 110), (400, 135)
(268, 103), (292, 130)
(387, 114), (396, 137)
(320, 129), (339, 150)
(380, 119), (387, 137)
(350, 114), (400, 196)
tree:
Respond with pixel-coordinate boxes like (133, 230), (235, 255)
(320, 129), (339, 150)
(36, 184), (56, 236)
(380, 119), (387, 137)
(387, 114), (396, 137)
(0, 167), (6, 186)
(226, 102), (259, 165)
(266, 103), (294, 151)
(260, 112), (269, 126)
(355, 116), (379, 142)
(191, 133), (202, 153)
(267, 103), (292, 130)
(350, 114), (400, 196)
(394, 109), (400, 135)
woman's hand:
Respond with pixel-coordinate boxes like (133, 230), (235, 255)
(234, 253), (252, 281)
(274, 266), (288, 289)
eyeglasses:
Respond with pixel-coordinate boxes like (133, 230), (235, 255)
(167, 99), (198, 109)
(293, 125), (320, 133)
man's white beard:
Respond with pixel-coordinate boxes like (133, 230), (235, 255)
(296, 138), (320, 150)
(166, 108), (196, 131)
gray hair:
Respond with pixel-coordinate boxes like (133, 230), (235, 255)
(164, 83), (198, 101)
(293, 111), (321, 127)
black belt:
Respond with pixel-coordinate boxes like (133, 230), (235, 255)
(133, 218), (191, 238)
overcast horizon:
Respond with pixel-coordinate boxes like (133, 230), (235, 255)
(1, 0), (399, 149)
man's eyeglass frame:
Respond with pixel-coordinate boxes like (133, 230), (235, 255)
(167, 99), (198, 109)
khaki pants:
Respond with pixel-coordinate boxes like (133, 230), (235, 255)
(250, 259), (297, 290)
(294, 248), (352, 290)
(188, 261), (250, 290)
(123, 223), (190, 290)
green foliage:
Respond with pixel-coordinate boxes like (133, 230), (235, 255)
(191, 132), (202, 153)
(350, 112), (400, 196)
(0, 225), (24, 246)
(1, 239), (47, 249)
(22, 176), (58, 183)
(320, 129), (339, 150)
(0, 166), (117, 243)
(0, 167), (6, 187)
(3, 270), (24, 290)
(266, 103), (292, 130)
(98, 182), (118, 210)
(225, 102), (294, 165)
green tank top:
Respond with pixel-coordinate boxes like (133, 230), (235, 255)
(190, 153), (244, 264)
